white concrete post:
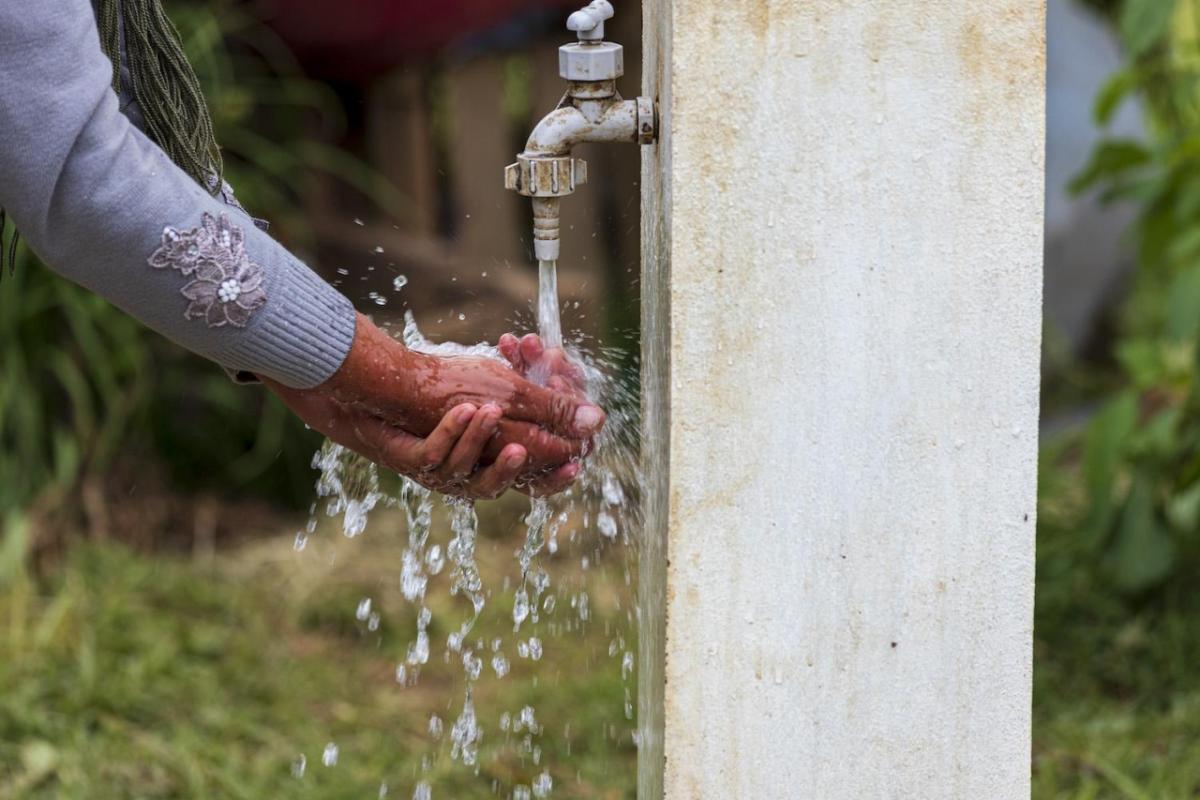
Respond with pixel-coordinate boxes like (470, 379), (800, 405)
(639, 2), (1045, 798)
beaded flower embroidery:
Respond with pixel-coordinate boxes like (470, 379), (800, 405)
(148, 212), (267, 328)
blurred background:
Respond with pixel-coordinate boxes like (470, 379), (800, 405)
(0, 0), (1197, 796)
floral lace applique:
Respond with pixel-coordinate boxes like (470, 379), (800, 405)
(148, 212), (267, 328)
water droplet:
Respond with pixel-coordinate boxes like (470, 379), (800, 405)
(407, 630), (430, 665)
(321, 742), (339, 767)
(463, 650), (483, 681)
(356, 598), (372, 621)
(428, 714), (444, 739)
(413, 781), (431, 800)
(513, 588), (530, 630)
(532, 772), (553, 797)
(425, 545), (445, 575)
(353, 218), (364, 226)
(293, 531), (308, 551)
(291, 754), (307, 778)
(450, 695), (482, 766)
(374, 245), (385, 254)
(492, 654), (510, 678)
(393, 274), (409, 291)
(401, 550), (427, 601)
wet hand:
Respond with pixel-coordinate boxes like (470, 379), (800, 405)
(266, 389), (531, 500)
(498, 332), (589, 398)
(268, 315), (603, 498)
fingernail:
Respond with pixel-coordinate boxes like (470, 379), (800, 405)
(574, 406), (603, 433)
(457, 405), (477, 423)
(482, 406), (501, 432)
(563, 463), (581, 479)
(506, 449), (527, 467)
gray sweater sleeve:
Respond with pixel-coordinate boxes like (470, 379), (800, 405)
(0, 0), (357, 389)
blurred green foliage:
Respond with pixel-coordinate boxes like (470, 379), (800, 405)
(1033, 2), (1200, 794)
(1050, 0), (1200, 594)
(0, 515), (635, 798)
(0, 0), (411, 523)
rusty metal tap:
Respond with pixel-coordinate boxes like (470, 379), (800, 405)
(505, 1), (657, 262)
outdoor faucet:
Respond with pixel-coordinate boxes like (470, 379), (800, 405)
(505, 0), (657, 262)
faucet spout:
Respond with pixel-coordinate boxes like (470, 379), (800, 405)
(504, 1), (658, 263)
(525, 96), (641, 157)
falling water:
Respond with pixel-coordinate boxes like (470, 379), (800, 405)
(303, 281), (642, 796)
(537, 260), (563, 349)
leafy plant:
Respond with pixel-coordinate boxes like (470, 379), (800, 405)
(0, 0), (401, 534)
(1055, 0), (1200, 593)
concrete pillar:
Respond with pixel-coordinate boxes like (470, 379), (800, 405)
(639, 2), (1045, 798)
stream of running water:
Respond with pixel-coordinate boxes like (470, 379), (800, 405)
(301, 273), (640, 799)
(537, 260), (563, 350)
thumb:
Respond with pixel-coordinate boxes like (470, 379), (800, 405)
(514, 382), (605, 438)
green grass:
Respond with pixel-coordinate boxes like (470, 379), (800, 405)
(1033, 504), (1200, 799)
(5, 487), (1200, 798)
(0, 498), (636, 799)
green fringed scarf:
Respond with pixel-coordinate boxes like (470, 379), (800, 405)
(0, 0), (223, 276)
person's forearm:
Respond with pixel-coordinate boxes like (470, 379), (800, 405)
(0, 0), (355, 388)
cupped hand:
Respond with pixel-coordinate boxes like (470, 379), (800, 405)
(498, 333), (589, 398)
(325, 315), (604, 473)
(267, 387), (532, 500)
(266, 314), (603, 498)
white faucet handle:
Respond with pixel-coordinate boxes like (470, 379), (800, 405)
(567, 1), (614, 42)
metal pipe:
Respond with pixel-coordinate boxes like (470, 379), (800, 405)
(525, 98), (640, 156)
(505, 1), (657, 263)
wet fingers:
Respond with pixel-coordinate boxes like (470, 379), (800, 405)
(463, 444), (528, 499)
(498, 333), (523, 369)
(437, 404), (501, 480)
(518, 461), (581, 498)
(417, 404), (478, 469)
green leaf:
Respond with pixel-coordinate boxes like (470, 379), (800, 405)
(1084, 391), (1139, 494)
(1130, 406), (1180, 460)
(1120, 0), (1178, 57)
(1166, 264), (1200, 339)
(1166, 479), (1200, 532)
(1108, 477), (1175, 592)
(1094, 68), (1139, 126)
(1115, 338), (1163, 387)
(1069, 140), (1153, 196)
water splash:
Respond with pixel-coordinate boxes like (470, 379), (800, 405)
(313, 441), (383, 537)
(450, 691), (482, 766)
(305, 312), (643, 796)
(446, 500), (485, 651)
